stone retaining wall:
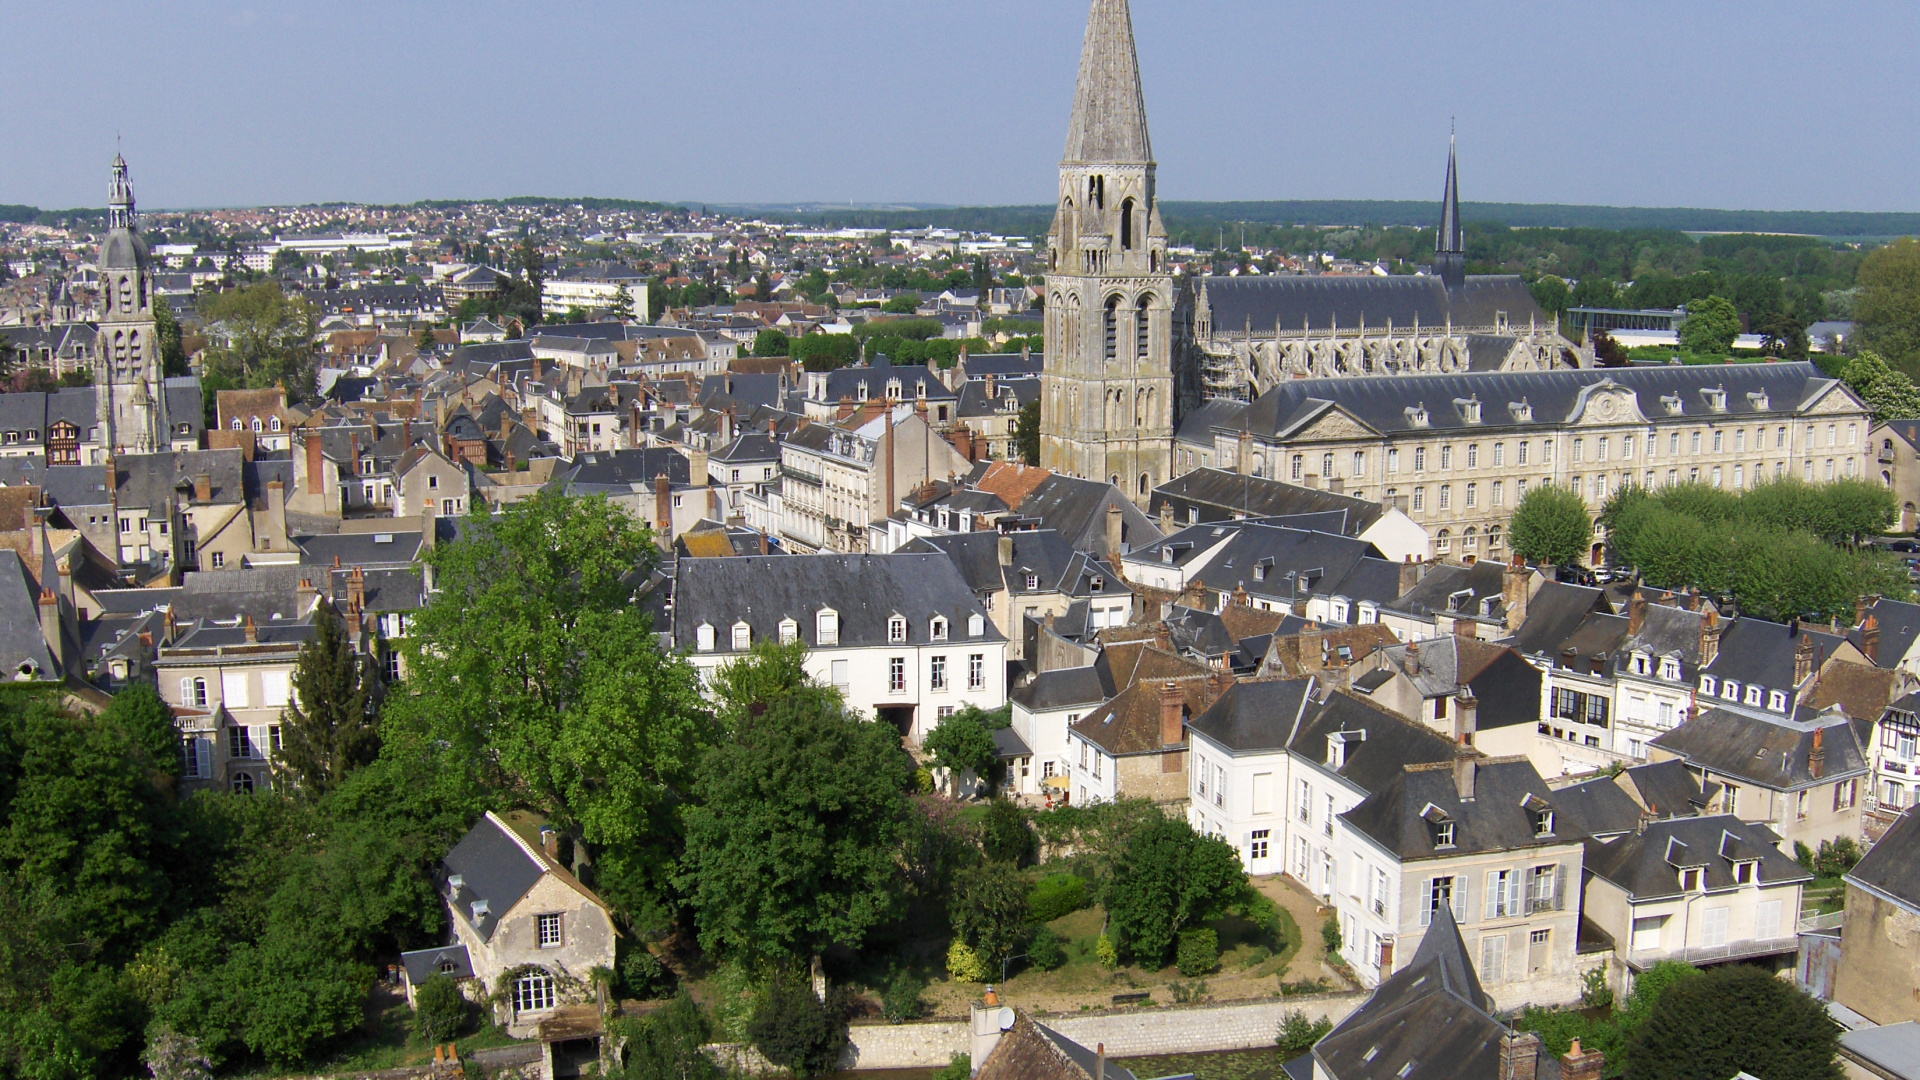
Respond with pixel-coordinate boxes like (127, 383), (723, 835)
(829, 993), (1367, 1071)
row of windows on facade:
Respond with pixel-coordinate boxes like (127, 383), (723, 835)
(693, 611), (985, 651)
(885, 654), (987, 693)
(229, 416), (283, 432)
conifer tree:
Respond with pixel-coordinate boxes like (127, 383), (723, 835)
(274, 603), (381, 796)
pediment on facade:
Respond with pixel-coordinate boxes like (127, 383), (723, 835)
(1286, 404), (1378, 442)
(1566, 381), (1648, 427)
(1802, 381), (1867, 417)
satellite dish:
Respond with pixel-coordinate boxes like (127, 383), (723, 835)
(997, 1007), (1016, 1030)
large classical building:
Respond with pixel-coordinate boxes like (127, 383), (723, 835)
(1175, 363), (1872, 562)
(95, 155), (171, 455)
(1038, 0), (1182, 503)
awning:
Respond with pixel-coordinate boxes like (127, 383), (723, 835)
(1044, 775), (1071, 790)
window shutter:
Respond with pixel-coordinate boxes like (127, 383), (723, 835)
(180, 677), (194, 705)
(1453, 878), (1468, 923)
(197, 739), (212, 777)
(1485, 872), (1501, 920)
(1506, 872), (1522, 916)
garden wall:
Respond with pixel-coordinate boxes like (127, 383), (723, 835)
(829, 993), (1368, 1070)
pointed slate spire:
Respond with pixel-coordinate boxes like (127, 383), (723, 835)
(1063, 0), (1153, 164)
(1436, 130), (1462, 256)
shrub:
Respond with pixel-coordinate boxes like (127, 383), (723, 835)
(1028, 873), (1090, 924)
(1169, 980), (1209, 1004)
(620, 948), (672, 1000)
(933, 1054), (971, 1080)
(1320, 914), (1342, 957)
(1580, 968), (1615, 1011)
(1095, 934), (1119, 969)
(1626, 963), (1840, 1080)
(947, 941), (989, 983)
(881, 969), (926, 1024)
(412, 974), (471, 1044)
(1176, 929), (1219, 976)
(748, 974), (848, 1078)
(1277, 1009), (1333, 1054)
(1280, 977), (1332, 997)
(1813, 837), (1862, 877)
(1027, 927), (1066, 972)
(981, 799), (1036, 865)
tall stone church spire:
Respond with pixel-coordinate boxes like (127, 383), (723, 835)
(95, 153), (168, 457)
(1040, 0), (1178, 505)
(1063, 0), (1153, 165)
(1434, 132), (1465, 290)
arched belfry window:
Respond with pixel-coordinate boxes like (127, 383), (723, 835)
(1120, 197), (1136, 250)
(1136, 296), (1151, 360)
(1104, 297), (1120, 361)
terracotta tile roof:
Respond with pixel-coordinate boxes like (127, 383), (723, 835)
(1071, 670), (1223, 756)
(1803, 657), (1896, 725)
(974, 461), (1053, 511)
(1266, 623), (1401, 677)
(1217, 602), (1286, 642)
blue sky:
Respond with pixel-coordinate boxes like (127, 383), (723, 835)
(8, 0), (1918, 212)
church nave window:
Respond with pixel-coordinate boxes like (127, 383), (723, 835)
(1120, 197), (1136, 249)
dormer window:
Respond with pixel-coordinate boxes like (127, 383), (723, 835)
(1162, 547), (1176, 564)
(1630, 652), (1650, 676)
(1681, 867), (1703, 891)
(1253, 559), (1271, 582)
(1768, 690), (1786, 712)
(1700, 675), (1717, 696)
(1701, 386), (1728, 412)
(968, 613), (985, 637)
(1025, 572), (1039, 591)
(856, 382), (869, 401)
(779, 618), (798, 645)
(1660, 657), (1682, 681)
(1721, 680), (1739, 701)
(1434, 819), (1455, 848)
(930, 616), (949, 642)
(888, 616), (908, 643)
(1734, 860), (1756, 885)
(1508, 399), (1533, 423)
(1662, 394), (1684, 416)
(1454, 396), (1482, 424)
(1405, 403), (1430, 427)
(1747, 390), (1769, 411)
(731, 622), (751, 651)
(816, 609), (840, 646)
(695, 623), (716, 652)
(1744, 684), (1762, 707)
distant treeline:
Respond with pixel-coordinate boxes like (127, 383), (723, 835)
(764, 200), (1920, 241)
(0, 204), (108, 226)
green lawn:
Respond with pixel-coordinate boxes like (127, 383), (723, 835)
(258, 989), (520, 1077)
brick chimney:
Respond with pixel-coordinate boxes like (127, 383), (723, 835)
(654, 473), (672, 535)
(1810, 727), (1826, 780)
(348, 566), (366, 614)
(1629, 591), (1647, 636)
(1863, 614), (1881, 665)
(1795, 630), (1816, 684)
(1301, 622), (1326, 672)
(1159, 682), (1185, 748)
(305, 435), (325, 497)
(297, 577), (317, 612)
(349, 432), (361, 476)
(1559, 1039), (1604, 1080)
(1499, 1032), (1541, 1080)
(1406, 640), (1420, 677)
(1454, 751), (1476, 801)
(1399, 554), (1421, 595)
(193, 473), (212, 503)
(242, 615), (258, 644)
(1699, 608), (1723, 667)
(37, 588), (64, 675)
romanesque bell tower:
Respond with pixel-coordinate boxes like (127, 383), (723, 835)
(96, 154), (168, 455)
(1039, 0), (1175, 504)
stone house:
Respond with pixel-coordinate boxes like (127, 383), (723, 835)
(1649, 703), (1869, 851)
(417, 811), (617, 1039)
(1065, 669), (1224, 808)
(394, 445), (470, 519)
(1834, 806), (1920, 1024)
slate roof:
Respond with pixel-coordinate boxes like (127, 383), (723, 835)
(1853, 597), (1920, 669)
(1369, 635), (1512, 698)
(976, 1012), (1138, 1080)
(1584, 814), (1809, 903)
(561, 447), (691, 491)
(1506, 582), (1612, 657)
(1313, 905), (1513, 1080)
(1187, 524), (1382, 607)
(399, 944), (474, 986)
(1188, 361), (1849, 443)
(1343, 756), (1580, 860)
(1004, 472), (1160, 553)
(0, 552), (58, 679)
(1011, 664), (1112, 713)
(670, 554), (1000, 651)
(1620, 757), (1720, 818)
(955, 376), (1038, 419)
(1548, 775), (1647, 839)
(1149, 467), (1387, 532)
(1703, 617), (1851, 699)
(1847, 806), (1920, 909)
(1061, 0), (1152, 163)
(1651, 704), (1868, 791)
(1289, 690), (1459, 796)
(93, 563), (314, 622)
(1385, 559), (1509, 622)
(992, 726), (1032, 760)
(295, 531), (423, 568)
(1187, 678), (1318, 753)
(441, 812), (549, 943)
(1195, 274), (1546, 338)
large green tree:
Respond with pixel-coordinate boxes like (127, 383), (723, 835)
(153, 301), (190, 379)
(273, 603), (382, 798)
(396, 492), (710, 930)
(1626, 963), (1839, 1080)
(948, 862), (1029, 972)
(1840, 351), (1920, 423)
(678, 692), (916, 964)
(1102, 814), (1245, 965)
(1856, 236), (1920, 369)
(1016, 400), (1040, 465)
(1509, 483), (1595, 566)
(923, 711), (996, 791)
(1678, 295), (1742, 354)
(197, 284), (318, 398)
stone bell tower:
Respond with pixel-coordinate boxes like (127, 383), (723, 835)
(95, 154), (168, 456)
(1039, 0), (1176, 505)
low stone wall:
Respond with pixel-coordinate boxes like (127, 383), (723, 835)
(834, 994), (1367, 1071)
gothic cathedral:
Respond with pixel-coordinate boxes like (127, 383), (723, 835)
(95, 154), (168, 455)
(1039, 0), (1178, 503)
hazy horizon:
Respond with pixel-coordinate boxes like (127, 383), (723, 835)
(10, 1), (1919, 214)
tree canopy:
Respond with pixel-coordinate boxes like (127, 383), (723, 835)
(273, 603), (382, 798)
(197, 284), (318, 399)
(1857, 236), (1920, 372)
(1102, 814), (1246, 965)
(1508, 484), (1595, 566)
(1677, 295), (1741, 354)
(1840, 351), (1920, 423)
(1626, 963), (1839, 1080)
